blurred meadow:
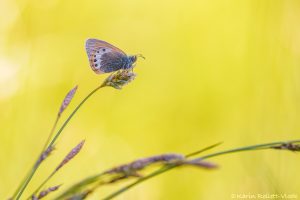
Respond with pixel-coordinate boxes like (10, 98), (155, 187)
(1, 0), (300, 199)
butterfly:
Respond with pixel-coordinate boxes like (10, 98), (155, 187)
(85, 38), (144, 74)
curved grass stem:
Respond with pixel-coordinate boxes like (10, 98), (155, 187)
(12, 115), (60, 199)
(102, 139), (300, 200)
(15, 84), (105, 200)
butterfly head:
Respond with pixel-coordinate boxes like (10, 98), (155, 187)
(128, 54), (145, 65)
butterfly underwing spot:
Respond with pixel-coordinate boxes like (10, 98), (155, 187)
(90, 49), (113, 72)
(85, 38), (129, 74)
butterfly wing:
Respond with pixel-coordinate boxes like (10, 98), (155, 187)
(85, 39), (128, 74)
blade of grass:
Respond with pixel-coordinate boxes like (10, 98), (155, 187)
(102, 139), (300, 200)
(185, 142), (223, 158)
(55, 142), (221, 199)
(12, 116), (59, 199)
(30, 140), (85, 199)
(13, 85), (78, 199)
(15, 70), (137, 199)
(15, 85), (104, 200)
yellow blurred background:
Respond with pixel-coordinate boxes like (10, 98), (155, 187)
(1, 0), (300, 199)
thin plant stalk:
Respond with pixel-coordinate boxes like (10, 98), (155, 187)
(185, 142), (223, 158)
(15, 69), (136, 199)
(55, 142), (221, 199)
(31, 171), (56, 199)
(42, 115), (60, 152)
(15, 84), (104, 200)
(55, 142), (222, 199)
(30, 140), (85, 199)
(12, 116), (59, 199)
(48, 84), (104, 148)
(13, 85), (78, 199)
(102, 139), (300, 200)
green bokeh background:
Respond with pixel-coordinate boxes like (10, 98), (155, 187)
(1, 0), (300, 199)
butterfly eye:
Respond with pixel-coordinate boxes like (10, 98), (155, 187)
(94, 59), (97, 62)
(102, 48), (106, 52)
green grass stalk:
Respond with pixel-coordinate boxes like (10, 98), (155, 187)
(15, 84), (104, 200)
(102, 139), (300, 200)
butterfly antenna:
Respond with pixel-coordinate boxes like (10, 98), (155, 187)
(136, 54), (145, 59)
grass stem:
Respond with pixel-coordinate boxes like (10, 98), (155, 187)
(15, 84), (104, 200)
(102, 139), (300, 200)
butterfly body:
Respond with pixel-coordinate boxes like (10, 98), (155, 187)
(85, 39), (141, 74)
